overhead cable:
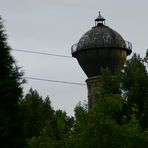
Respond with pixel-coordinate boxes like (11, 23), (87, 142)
(12, 49), (73, 58)
(24, 76), (86, 86)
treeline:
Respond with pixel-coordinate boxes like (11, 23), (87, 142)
(18, 89), (74, 147)
(0, 15), (148, 148)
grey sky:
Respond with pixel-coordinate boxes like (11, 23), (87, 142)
(0, 0), (148, 116)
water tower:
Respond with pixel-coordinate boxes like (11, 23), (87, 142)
(71, 12), (132, 108)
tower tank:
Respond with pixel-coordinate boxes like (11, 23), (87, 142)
(71, 12), (132, 107)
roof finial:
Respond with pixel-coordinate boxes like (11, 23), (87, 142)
(95, 11), (106, 26)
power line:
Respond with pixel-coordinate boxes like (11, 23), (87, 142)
(12, 49), (85, 86)
(12, 49), (73, 58)
(24, 76), (86, 86)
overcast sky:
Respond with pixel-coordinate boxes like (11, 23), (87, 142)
(0, 0), (148, 116)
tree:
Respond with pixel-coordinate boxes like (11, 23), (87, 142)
(69, 94), (144, 148)
(0, 16), (24, 147)
(121, 53), (148, 128)
(19, 88), (54, 139)
(28, 109), (74, 148)
(19, 88), (75, 147)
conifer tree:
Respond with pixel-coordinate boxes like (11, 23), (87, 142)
(0, 16), (24, 147)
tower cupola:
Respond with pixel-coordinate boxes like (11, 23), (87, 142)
(95, 11), (106, 26)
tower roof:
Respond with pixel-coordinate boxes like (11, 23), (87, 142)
(76, 25), (126, 51)
(95, 11), (105, 22)
(72, 12), (132, 55)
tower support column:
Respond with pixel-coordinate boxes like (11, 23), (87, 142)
(86, 76), (102, 108)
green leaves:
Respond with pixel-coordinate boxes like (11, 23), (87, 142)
(22, 89), (75, 148)
(121, 53), (148, 128)
(19, 88), (54, 139)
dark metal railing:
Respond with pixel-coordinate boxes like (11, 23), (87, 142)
(71, 40), (132, 54)
(125, 40), (132, 51)
(71, 43), (78, 54)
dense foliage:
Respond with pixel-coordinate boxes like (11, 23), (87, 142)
(18, 88), (74, 148)
(0, 15), (148, 147)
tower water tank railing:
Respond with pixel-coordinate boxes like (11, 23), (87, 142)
(71, 40), (132, 54)
(71, 43), (78, 54)
(125, 40), (132, 52)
